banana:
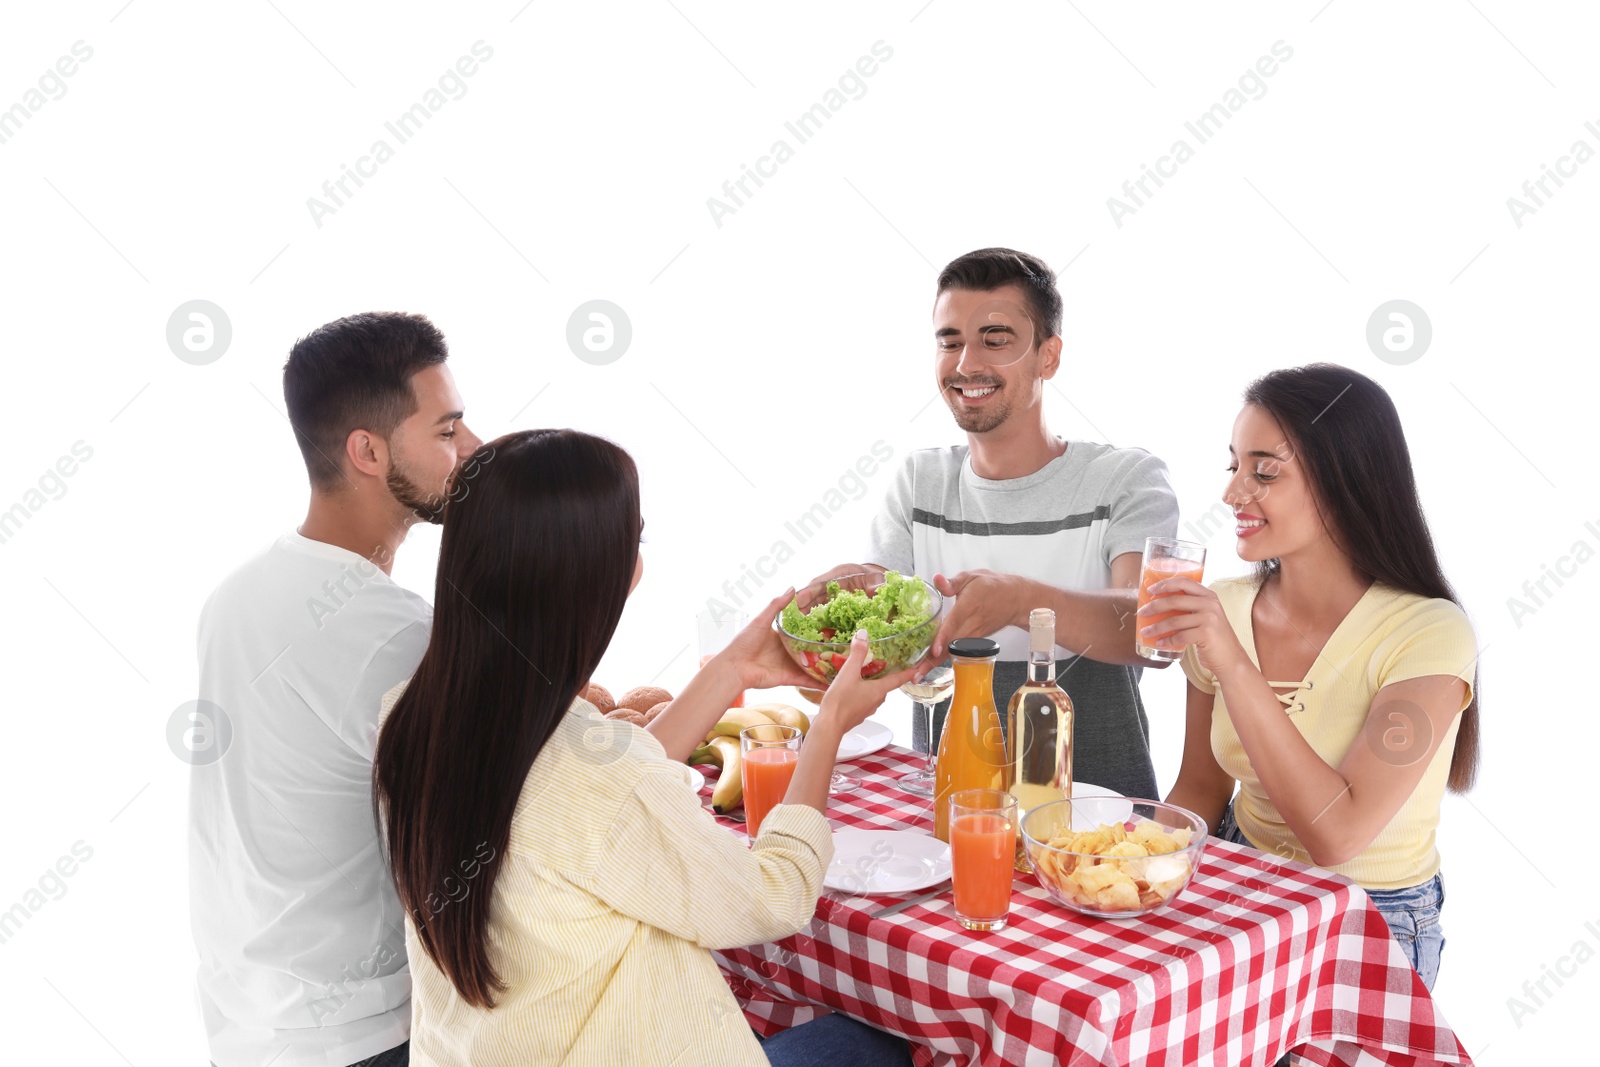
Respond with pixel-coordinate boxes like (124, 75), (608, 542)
(707, 736), (744, 813)
(758, 704), (810, 737)
(707, 707), (780, 742)
(686, 743), (720, 767)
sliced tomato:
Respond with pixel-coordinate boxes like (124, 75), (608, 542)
(819, 627), (836, 640)
(829, 653), (848, 671)
(862, 659), (886, 676)
(802, 650), (819, 669)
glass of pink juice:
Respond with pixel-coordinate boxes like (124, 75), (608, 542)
(1135, 537), (1206, 662)
(949, 789), (1018, 931)
(740, 724), (800, 838)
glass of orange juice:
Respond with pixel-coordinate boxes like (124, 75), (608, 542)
(697, 608), (748, 708)
(1134, 537), (1206, 662)
(741, 724), (801, 839)
(949, 788), (1018, 931)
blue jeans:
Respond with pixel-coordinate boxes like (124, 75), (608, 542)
(756, 1013), (913, 1067)
(1215, 803), (1445, 989)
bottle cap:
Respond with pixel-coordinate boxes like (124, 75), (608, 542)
(1029, 608), (1056, 654)
(947, 637), (999, 659)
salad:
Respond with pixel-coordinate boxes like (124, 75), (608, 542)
(777, 571), (937, 681)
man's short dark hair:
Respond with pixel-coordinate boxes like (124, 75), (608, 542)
(936, 247), (1062, 341)
(283, 312), (449, 490)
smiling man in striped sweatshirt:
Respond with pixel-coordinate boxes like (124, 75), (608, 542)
(823, 247), (1179, 800)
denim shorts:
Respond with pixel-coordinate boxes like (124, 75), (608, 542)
(1214, 803), (1445, 990)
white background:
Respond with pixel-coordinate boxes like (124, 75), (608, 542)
(0, 1), (1591, 1063)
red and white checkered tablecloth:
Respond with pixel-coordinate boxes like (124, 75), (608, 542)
(701, 744), (1475, 1067)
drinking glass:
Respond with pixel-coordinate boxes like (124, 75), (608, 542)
(793, 687), (867, 797)
(1134, 537), (1206, 662)
(696, 608), (748, 707)
(740, 724), (801, 839)
(896, 663), (954, 796)
(949, 789), (1018, 931)
(829, 763), (862, 795)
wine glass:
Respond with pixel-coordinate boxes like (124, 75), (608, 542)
(896, 663), (954, 796)
(697, 607), (749, 705)
(786, 686), (863, 793)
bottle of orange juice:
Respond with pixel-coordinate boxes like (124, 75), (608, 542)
(933, 638), (1010, 842)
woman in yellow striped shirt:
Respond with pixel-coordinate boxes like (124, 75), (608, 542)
(1147, 364), (1480, 991)
(373, 428), (923, 1065)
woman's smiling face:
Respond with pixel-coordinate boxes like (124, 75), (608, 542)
(1225, 403), (1333, 564)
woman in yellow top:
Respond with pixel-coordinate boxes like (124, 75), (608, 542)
(373, 429), (924, 1066)
(1145, 364), (1480, 991)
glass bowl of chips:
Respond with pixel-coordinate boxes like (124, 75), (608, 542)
(1022, 796), (1207, 919)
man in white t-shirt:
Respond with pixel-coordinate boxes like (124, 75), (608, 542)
(189, 312), (483, 1067)
(822, 248), (1179, 798)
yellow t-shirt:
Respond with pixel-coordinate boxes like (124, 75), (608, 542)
(1180, 576), (1476, 891)
(379, 685), (833, 1066)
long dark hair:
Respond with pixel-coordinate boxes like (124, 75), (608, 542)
(373, 429), (641, 1008)
(1244, 364), (1480, 793)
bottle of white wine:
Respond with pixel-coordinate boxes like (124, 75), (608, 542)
(1005, 608), (1074, 872)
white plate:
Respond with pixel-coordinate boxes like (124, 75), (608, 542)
(1067, 782), (1132, 829)
(824, 829), (952, 893)
(835, 719), (893, 762)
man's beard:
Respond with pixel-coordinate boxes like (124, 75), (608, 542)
(943, 378), (1010, 433)
(387, 463), (451, 524)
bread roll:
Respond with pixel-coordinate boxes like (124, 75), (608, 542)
(618, 686), (672, 713)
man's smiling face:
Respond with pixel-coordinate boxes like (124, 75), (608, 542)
(933, 284), (1050, 434)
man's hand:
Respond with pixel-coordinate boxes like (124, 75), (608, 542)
(931, 569), (1029, 658)
(797, 563), (886, 601)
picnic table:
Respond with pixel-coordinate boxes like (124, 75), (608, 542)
(702, 744), (1475, 1067)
